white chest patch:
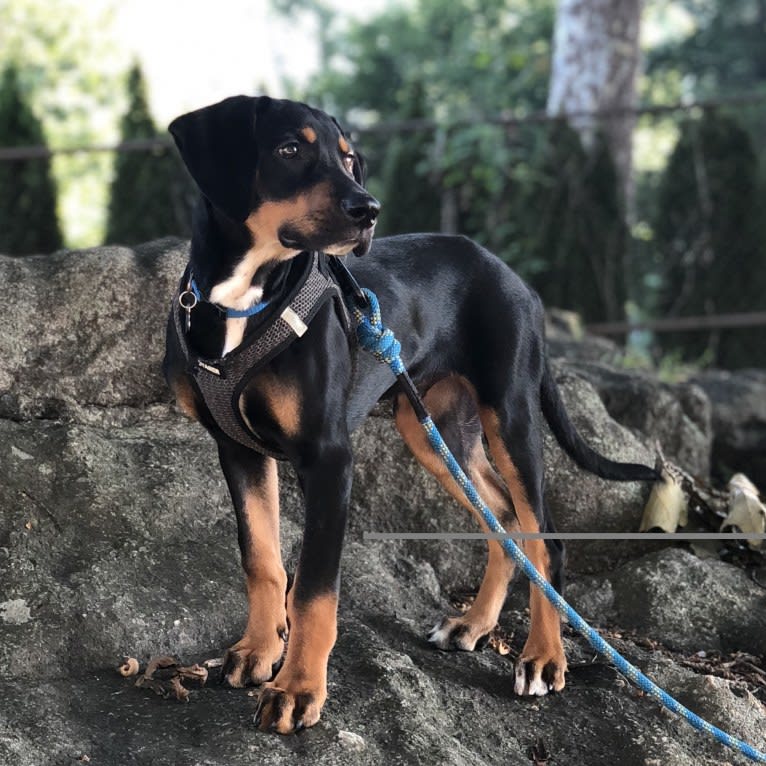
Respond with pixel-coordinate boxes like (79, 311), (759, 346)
(208, 241), (297, 356)
(222, 317), (249, 356)
(211, 278), (264, 357)
(209, 266), (263, 309)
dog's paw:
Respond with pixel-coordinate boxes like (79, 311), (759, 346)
(427, 615), (491, 652)
(221, 630), (287, 687)
(254, 683), (324, 734)
(513, 646), (567, 696)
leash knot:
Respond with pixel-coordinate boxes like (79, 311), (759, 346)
(352, 288), (405, 375)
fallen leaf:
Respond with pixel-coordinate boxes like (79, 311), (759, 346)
(118, 657), (140, 677)
(130, 655), (209, 702)
(640, 466), (687, 533)
(178, 663), (208, 686)
(723, 474), (765, 550)
(729, 473), (760, 497)
(144, 655), (178, 680)
(170, 676), (190, 702)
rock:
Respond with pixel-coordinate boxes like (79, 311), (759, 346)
(0, 242), (764, 766)
(546, 308), (624, 365)
(567, 548), (766, 655)
(0, 238), (188, 420)
(2, 616), (764, 765)
(566, 361), (712, 479)
(0, 599), (32, 625)
(542, 364), (659, 572)
(0, 243), (676, 580)
(0, 415), (244, 679)
(337, 730), (366, 751)
(692, 369), (766, 489)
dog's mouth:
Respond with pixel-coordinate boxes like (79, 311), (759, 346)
(278, 221), (375, 257)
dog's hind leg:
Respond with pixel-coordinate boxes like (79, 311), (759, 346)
(218, 444), (289, 687)
(480, 405), (567, 696)
(394, 376), (519, 652)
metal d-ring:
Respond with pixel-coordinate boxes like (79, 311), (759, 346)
(178, 290), (198, 311)
(179, 286), (198, 332)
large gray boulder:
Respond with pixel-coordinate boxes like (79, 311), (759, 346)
(1, 242), (763, 766)
(568, 548), (766, 655)
(0, 238), (186, 420)
(567, 362), (712, 479)
(692, 369), (766, 489)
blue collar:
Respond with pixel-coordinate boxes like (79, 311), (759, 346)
(190, 277), (271, 319)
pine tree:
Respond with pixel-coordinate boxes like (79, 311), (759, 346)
(655, 112), (766, 368)
(510, 121), (628, 323)
(377, 81), (441, 236)
(0, 64), (63, 255)
(105, 64), (193, 245)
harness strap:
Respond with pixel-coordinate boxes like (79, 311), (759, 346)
(188, 277), (272, 319)
(171, 252), (348, 458)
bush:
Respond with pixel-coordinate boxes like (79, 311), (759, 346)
(654, 112), (766, 368)
(105, 64), (193, 245)
(0, 64), (62, 255)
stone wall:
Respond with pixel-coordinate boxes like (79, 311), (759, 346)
(1, 240), (763, 766)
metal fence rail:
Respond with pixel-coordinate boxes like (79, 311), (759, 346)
(587, 311), (766, 335)
(2, 92), (766, 161)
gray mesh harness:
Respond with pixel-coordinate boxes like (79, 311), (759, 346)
(170, 252), (348, 459)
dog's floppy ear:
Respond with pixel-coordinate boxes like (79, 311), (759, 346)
(169, 96), (269, 222)
(331, 115), (367, 187)
(352, 150), (367, 187)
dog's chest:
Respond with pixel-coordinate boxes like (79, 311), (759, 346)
(210, 282), (264, 356)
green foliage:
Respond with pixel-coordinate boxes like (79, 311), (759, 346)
(647, 0), (766, 98)
(301, 0), (628, 321)
(312, 0), (554, 119)
(105, 64), (192, 245)
(506, 122), (628, 322)
(374, 82), (441, 236)
(654, 111), (766, 368)
(644, 0), (766, 185)
(0, 0), (125, 246)
(0, 64), (62, 255)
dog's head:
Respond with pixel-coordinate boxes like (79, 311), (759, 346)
(169, 96), (379, 257)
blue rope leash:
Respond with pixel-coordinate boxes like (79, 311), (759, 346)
(350, 285), (766, 764)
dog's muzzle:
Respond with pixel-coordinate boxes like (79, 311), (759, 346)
(341, 193), (380, 229)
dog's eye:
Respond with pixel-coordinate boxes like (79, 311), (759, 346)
(343, 154), (355, 174)
(277, 142), (300, 159)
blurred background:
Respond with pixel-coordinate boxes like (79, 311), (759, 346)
(1, 0), (765, 370)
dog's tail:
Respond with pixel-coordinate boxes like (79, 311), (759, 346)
(540, 361), (659, 482)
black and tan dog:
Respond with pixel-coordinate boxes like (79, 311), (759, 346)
(164, 95), (657, 734)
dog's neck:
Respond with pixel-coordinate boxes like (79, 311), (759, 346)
(190, 199), (290, 303)
(188, 199), (297, 356)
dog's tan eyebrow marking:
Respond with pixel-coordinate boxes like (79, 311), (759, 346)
(338, 135), (350, 154)
(301, 127), (317, 143)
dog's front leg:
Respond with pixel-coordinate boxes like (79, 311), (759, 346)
(255, 438), (352, 734)
(218, 443), (289, 687)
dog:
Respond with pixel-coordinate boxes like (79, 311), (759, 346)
(164, 95), (657, 734)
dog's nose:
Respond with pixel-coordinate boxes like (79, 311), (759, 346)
(341, 194), (381, 227)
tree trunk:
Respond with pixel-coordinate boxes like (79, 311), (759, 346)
(547, 0), (643, 206)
